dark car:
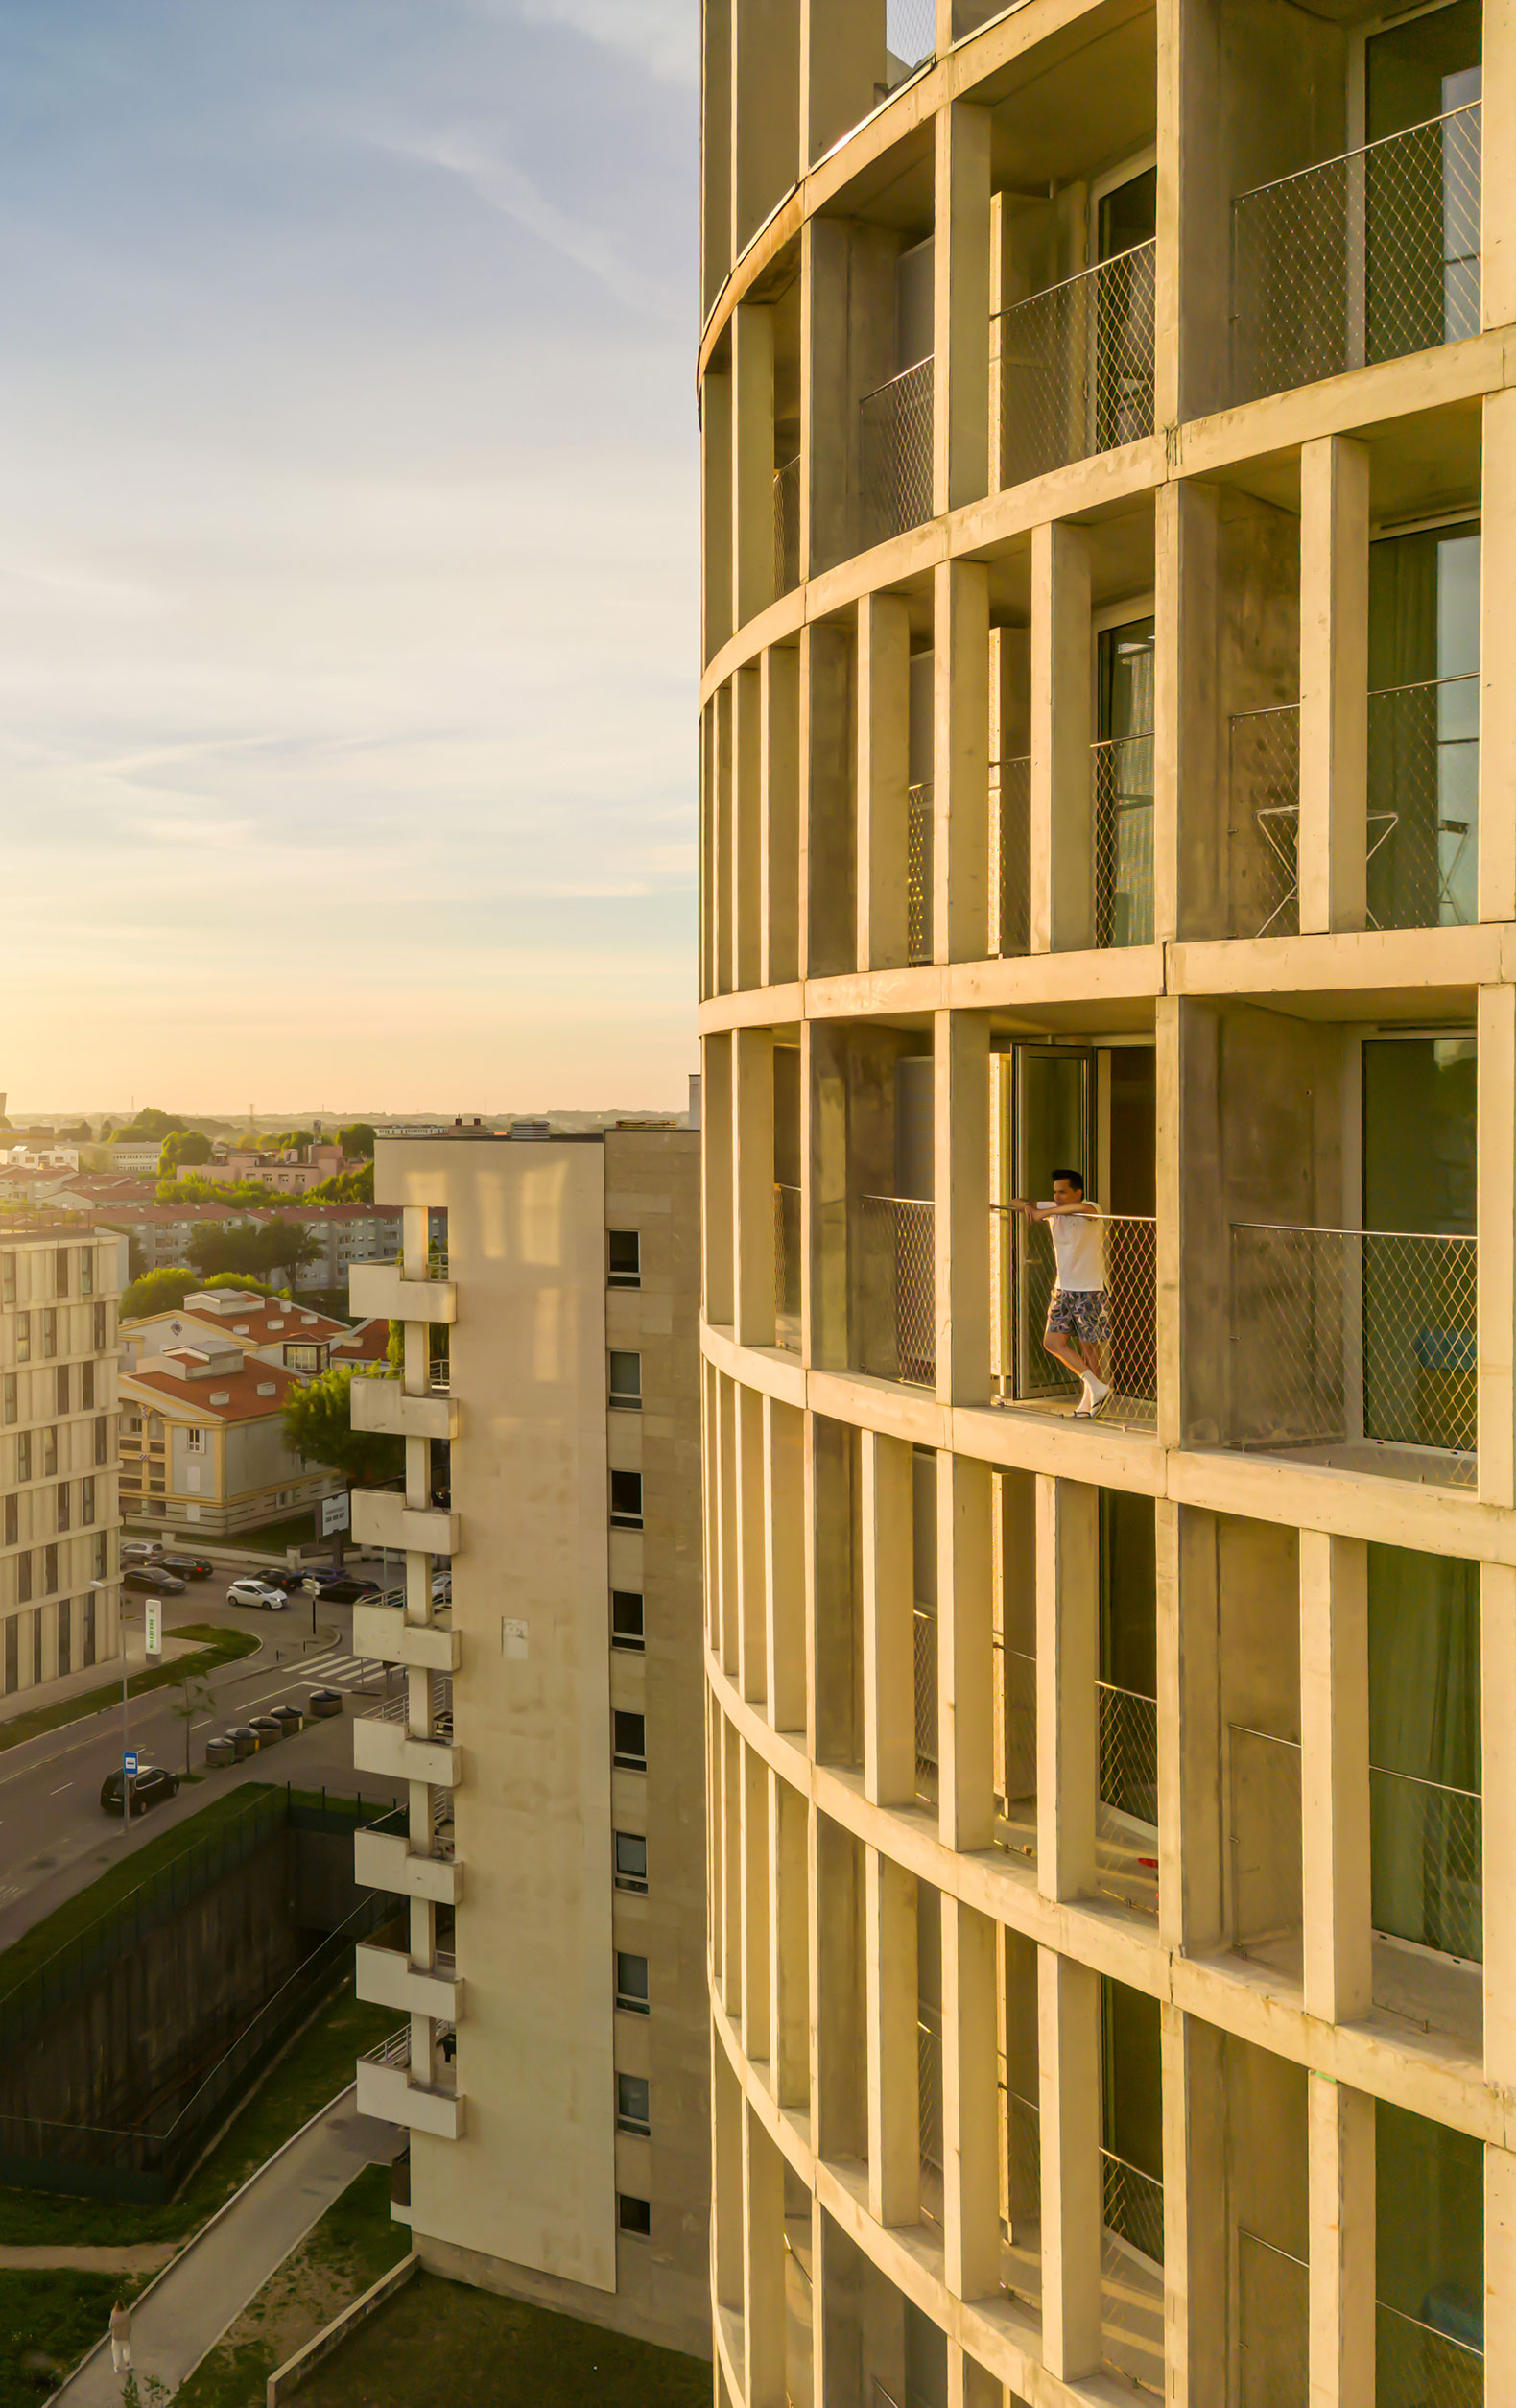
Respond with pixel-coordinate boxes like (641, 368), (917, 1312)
(266, 1567), (319, 1593)
(122, 1566), (186, 1595)
(100, 1765), (179, 1817)
(313, 1576), (381, 1606)
(158, 1553), (213, 1581)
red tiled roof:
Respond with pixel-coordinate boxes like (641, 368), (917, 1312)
(122, 1359), (302, 1422)
(329, 1317), (391, 1362)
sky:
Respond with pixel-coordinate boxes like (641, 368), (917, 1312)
(0, 0), (699, 1119)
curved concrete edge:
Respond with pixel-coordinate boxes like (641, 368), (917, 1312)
(44, 2080), (360, 2406)
(265, 2248), (419, 2404)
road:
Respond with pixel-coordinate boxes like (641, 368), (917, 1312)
(0, 1547), (405, 1955)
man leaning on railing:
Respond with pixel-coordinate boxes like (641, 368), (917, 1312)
(1007, 1170), (1111, 1418)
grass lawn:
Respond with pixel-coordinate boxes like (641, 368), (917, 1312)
(296, 2273), (711, 2408)
(232, 1509), (319, 1554)
(174, 2161), (408, 2408)
(0, 1622), (259, 1757)
(0, 2268), (144, 2408)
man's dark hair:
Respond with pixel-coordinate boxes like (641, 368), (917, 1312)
(1050, 1167), (1085, 1195)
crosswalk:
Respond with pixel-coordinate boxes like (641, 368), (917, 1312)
(298, 1647), (391, 1693)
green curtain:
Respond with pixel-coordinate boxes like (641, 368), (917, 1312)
(1367, 1543), (1481, 1959)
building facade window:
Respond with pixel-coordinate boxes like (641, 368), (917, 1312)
(56, 1485), (69, 1534)
(81, 1477), (95, 1526)
(15, 1316), (29, 1365)
(56, 1599), (70, 1676)
(607, 1229), (641, 1288)
(55, 1366), (69, 1415)
(92, 1302), (107, 1351)
(616, 2074), (651, 2136)
(92, 1532), (108, 1581)
(94, 1417), (108, 1466)
(617, 2194), (651, 2237)
(3, 1615), (14, 1694)
(81, 1252), (94, 1298)
(609, 1470), (643, 1529)
(186, 1428), (204, 1455)
(83, 1592), (96, 1667)
(81, 1362), (94, 1409)
(2, 1375), (13, 1427)
(16, 1434), (31, 1483)
(611, 1590), (645, 1651)
(43, 1544), (58, 1595)
(615, 1951), (650, 2015)
(31, 1610), (40, 1683)
(54, 1249), (70, 1298)
(40, 1309), (56, 1360)
(608, 1351), (642, 1410)
(17, 1554), (32, 1605)
(613, 1710), (647, 1771)
(0, 1254), (13, 1305)
(614, 1831), (649, 1893)
(41, 1429), (57, 1478)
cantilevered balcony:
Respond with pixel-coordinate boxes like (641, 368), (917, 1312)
(357, 2024), (462, 2140)
(991, 1207), (1157, 1432)
(995, 241), (1156, 491)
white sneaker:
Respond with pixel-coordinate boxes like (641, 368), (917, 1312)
(1084, 1375), (1112, 1415)
(1074, 1380), (1094, 1419)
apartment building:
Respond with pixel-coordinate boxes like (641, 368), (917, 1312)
(0, 1221), (122, 1702)
(699, 5), (1509, 2403)
(347, 1126), (709, 2357)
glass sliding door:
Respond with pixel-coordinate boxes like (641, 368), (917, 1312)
(1367, 520), (1480, 930)
(1365, 0), (1481, 363)
(1367, 1543), (1480, 1963)
(1095, 620), (1155, 947)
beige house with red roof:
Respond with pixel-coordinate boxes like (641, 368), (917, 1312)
(121, 1289), (345, 1379)
(117, 1341), (342, 1538)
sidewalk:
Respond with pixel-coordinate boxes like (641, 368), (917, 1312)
(0, 1626), (199, 1731)
(52, 2089), (395, 2404)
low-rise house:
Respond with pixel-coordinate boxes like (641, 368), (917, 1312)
(117, 1344), (342, 1537)
(121, 1290), (346, 1377)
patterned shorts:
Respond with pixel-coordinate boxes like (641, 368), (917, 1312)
(1046, 1286), (1110, 1347)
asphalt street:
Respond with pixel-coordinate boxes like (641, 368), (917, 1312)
(0, 1546), (406, 1955)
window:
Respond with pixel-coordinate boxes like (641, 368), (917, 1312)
(617, 2194), (651, 2237)
(54, 1250), (70, 1298)
(615, 1952), (650, 2015)
(2, 1497), (14, 1546)
(611, 1590), (645, 1652)
(1, 1375), (12, 1427)
(93, 1532), (108, 1581)
(616, 2074), (651, 2136)
(186, 1428), (204, 1455)
(40, 1309), (57, 1360)
(42, 1545), (58, 1595)
(55, 1366), (70, 1416)
(608, 1351), (642, 1411)
(3, 1616), (13, 1694)
(83, 1592), (96, 1667)
(31, 1610), (40, 1682)
(607, 1229), (641, 1288)
(56, 1485), (69, 1534)
(0, 1254), (12, 1305)
(93, 1302), (107, 1350)
(81, 1362), (94, 1410)
(82, 1477), (95, 1526)
(15, 1316), (29, 1365)
(41, 1429), (57, 1478)
(94, 1417), (108, 1467)
(613, 1710), (647, 1771)
(81, 1252), (94, 1299)
(614, 1831), (649, 1893)
(15, 1434), (30, 1484)
(609, 1470), (643, 1529)
(57, 1599), (70, 1676)
(16, 1554), (30, 1605)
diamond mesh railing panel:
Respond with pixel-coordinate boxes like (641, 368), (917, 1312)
(773, 456), (801, 596)
(855, 1194), (936, 1388)
(991, 1208), (1157, 1429)
(859, 357), (934, 547)
(1366, 674), (1479, 931)
(918, 2009), (943, 2217)
(1238, 2233), (1309, 2408)
(908, 780), (934, 964)
(1229, 1222), (1477, 1480)
(774, 1182), (801, 1352)
(1228, 704), (1300, 937)
(998, 241), (1156, 490)
(1101, 2149), (1164, 2269)
(1376, 2299), (1484, 2408)
(1232, 104), (1481, 403)
(992, 755), (1031, 956)
(913, 1604), (938, 1805)
(887, 0), (936, 69)
(1099, 1681), (1158, 1828)
(1093, 734), (1154, 947)
(1371, 1762), (1482, 1964)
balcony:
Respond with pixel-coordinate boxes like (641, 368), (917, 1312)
(1228, 703), (1300, 938)
(995, 240), (1156, 490)
(1093, 733), (1154, 948)
(353, 1825), (461, 1905)
(907, 781), (933, 965)
(1100, 2148), (1165, 2395)
(356, 1939), (461, 2021)
(1231, 102), (1480, 404)
(1228, 1221), (1476, 1487)
(1377, 2296), (1482, 2406)
(1097, 1681), (1159, 1919)
(773, 456), (799, 596)
(853, 1194), (935, 1389)
(352, 1603), (461, 1673)
(990, 757), (1031, 959)
(349, 1257), (457, 1325)
(350, 1490), (459, 1558)
(991, 1207), (1157, 1432)
(773, 1182), (801, 1353)
(357, 2025), (462, 2140)
(858, 357), (933, 547)
(353, 1700), (461, 1789)
(349, 1375), (458, 1444)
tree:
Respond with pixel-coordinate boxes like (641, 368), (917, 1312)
(281, 1367), (402, 1559)
(158, 1129), (212, 1175)
(169, 1671), (216, 1776)
(202, 1272), (277, 1297)
(118, 1108), (188, 1142)
(338, 1122), (376, 1159)
(305, 1162), (373, 1204)
(121, 1267), (197, 1321)
(162, 1173), (272, 1205)
(187, 1220), (319, 1284)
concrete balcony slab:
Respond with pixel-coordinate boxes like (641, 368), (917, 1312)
(349, 1263), (457, 1325)
(355, 1941), (461, 2022)
(352, 1605), (460, 1673)
(356, 2059), (463, 2141)
(353, 1828), (462, 1905)
(352, 1717), (460, 1788)
(350, 1377), (458, 1443)
(351, 1491), (459, 1558)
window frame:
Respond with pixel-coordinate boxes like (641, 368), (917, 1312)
(613, 1829), (649, 1893)
(606, 1229), (642, 1289)
(607, 1350), (643, 1411)
(614, 1950), (650, 2015)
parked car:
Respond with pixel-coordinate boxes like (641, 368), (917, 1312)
(313, 1575), (381, 1606)
(249, 1714), (284, 1748)
(266, 1567), (319, 1593)
(100, 1764), (178, 1816)
(158, 1553), (213, 1581)
(226, 1578), (287, 1612)
(224, 1725), (260, 1758)
(432, 1573), (452, 1605)
(123, 1566), (185, 1596)
(307, 1688), (343, 1719)
(120, 1539), (162, 1565)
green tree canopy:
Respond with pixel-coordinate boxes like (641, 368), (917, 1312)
(158, 1129), (212, 1175)
(304, 1163), (373, 1204)
(121, 1267), (198, 1321)
(280, 1366), (401, 1488)
(186, 1220), (319, 1283)
(118, 1109), (189, 1142)
(202, 1271), (277, 1296)
(338, 1122), (376, 1158)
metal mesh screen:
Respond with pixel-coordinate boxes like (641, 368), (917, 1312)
(1093, 734), (1154, 947)
(859, 357), (934, 546)
(1367, 674), (1479, 930)
(773, 457), (800, 596)
(918, 2008), (943, 2209)
(1238, 2233), (1308, 2408)
(1228, 704), (1300, 937)
(774, 1181), (801, 1352)
(991, 1208), (1157, 1429)
(998, 242), (1156, 490)
(1376, 2300), (1483, 2408)
(1232, 104), (1480, 404)
(855, 1194), (936, 1388)
(1099, 1681), (1158, 1827)
(1370, 1762), (1482, 1963)
(887, 0), (936, 70)
(908, 780), (934, 964)
(1229, 1222), (1476, 1480)
(1101, 2150), (1164, 2269)
(913, 1603), (938, 1804)
(992, 756), (1031, 956)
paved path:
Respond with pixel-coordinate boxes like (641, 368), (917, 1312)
(54, 2089), (394, 2404)
(0, 2244), (178, 2272)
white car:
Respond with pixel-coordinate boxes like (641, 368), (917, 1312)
(432, 1573), (452, 1605)
(226, 1578), (288, 1612)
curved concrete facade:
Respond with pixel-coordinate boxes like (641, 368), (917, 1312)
(700, 2), (1516, 2401)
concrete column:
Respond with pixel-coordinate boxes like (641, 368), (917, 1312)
(718, 1371), (740, 1679)
(1297, 435), (1369, 936)
(939, 1448), (995, 1853)
(699, 699), (714, 1001)
(1307, 2076), (1375, 2406)
(805, 1017), (850, 1373)
(723, 1718), (744, 2022)
(934, 1009), (990, 1408)
(934, 560), (991, 965)
(1157, 1500), (1224, 1954)
(733, 305), (777, 632)
(1161, 2007), (1227, 2406)
(733, 662), (765, 992)
(1482, 1563), (1516, 2086)
(1158, 0), (1226, 426)
(734, 1025), (778, 1350)
(1156, 478), (1221, 943)
(714, 2038), (746, 2316)
(862, 1427), (915, 1807)
(1478, 984), (1516, 1508)
(1036, 1475), (1099, 1903)
(1480, 392), (1516, 923)
(1481, 0), (1516, 333)
(933, 102), (991, 517)
(1486, 2139), (1516, 2390)
(801, 0), (882, 176)
(736, 1380), (769, 1703)
(1298, 1530), (1372, 2026)
(943, 1895), (1000, 2301)
(1038, 1945), (1101, 2382)
(800, 216), (851, 581)
(1030, 521), (1093, 954)
(714, 679), (736, 993)
(704, 370), (734, 665)
(761, 642), (801, 985)
(742, 1737), (772, 2062)
(744, 2104), (788, 2408)
(765, 1395), (807, 1732)
(865, 1847), (920, 2227)
(730, 0), (799, 256)
(857, 591), (912, 971)
(703, 1033), (735, 1328)
(769, 1769), (810, 2110)
(1153, 994), (1188, 1452)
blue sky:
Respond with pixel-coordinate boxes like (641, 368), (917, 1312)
(0, 0), (699, 1116)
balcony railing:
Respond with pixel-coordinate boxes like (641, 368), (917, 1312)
(991, 756), (1031, 957)
(997, 240), (1156, 489)
(773, 1182), (801, 1352)
(1377, 2296), (1483, 2407)
(993, 1638), (1036, 1856)
(991, 1207), (1157, 1430)
(859, 357), (934, 546)
(908, 780), (933, 964)
(1099, 1681), (1158, 1831)
(773, 456), (800, 596)
(1093, 734), (1154, 946)
(1229, 703), (1300, 938)
(1101, 2147), (1165, 2396)
(918, 2005), (943, 2226)
(1102, 2147), (1163, 2269)
(1232, 102), (1480, 403)
(913, 1602), (937, 1806)
(855, 1194), (936, 1388)
(1229, 1222), (1476, 1484)
(1238, 2231), (1308, 2408)
(1367, 673), (1479, 930)
(1228, 1723), (1302, 1955)
(886, 0), (935, 79)
(1371, 1761), (1481, 1964)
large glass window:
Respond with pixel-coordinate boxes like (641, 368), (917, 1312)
(1368, 1543), (1480, 1961)
(1361, 1036), (1476, 1456)
(1095, 620), (1155, 947)
(1368, 521), (1480, 929)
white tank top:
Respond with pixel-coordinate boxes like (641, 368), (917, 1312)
(1042, 1204), (1105, 1291)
